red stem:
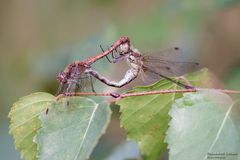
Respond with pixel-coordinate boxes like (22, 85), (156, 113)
(56, 87), (240, 101)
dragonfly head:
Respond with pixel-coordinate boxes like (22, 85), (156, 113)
(119, 43), (130, 55)
(118, 36), (131, 55)
(119, 36), (130, 44)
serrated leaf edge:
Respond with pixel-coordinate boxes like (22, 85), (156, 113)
(35, 98), (112, 160)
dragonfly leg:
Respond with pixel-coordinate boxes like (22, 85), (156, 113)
(90, 75), (96, 93)
(106, 55), (112, 63)
(106, 45), (115, 59)
(107, 45), (118, 62)
(109, 45), (124, 62)
(100, 45), (126, 63)
(100, 45), (113, 63)
(56, 83), (65, 96)
(65, 78), (78, 94)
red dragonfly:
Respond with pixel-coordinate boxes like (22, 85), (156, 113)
(56, 36), (131, 95)
(57, 36), (201, 96)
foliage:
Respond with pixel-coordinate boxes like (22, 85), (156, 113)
(9, 94), (111, 160)
(8, 93), (55, 160)
(166, 91), (240, 160)
(116, 69), (210, 160)
(35, 97), (111, 160)
(8, 69), (240, 160)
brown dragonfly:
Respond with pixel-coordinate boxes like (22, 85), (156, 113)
(90, 46), (202, 90)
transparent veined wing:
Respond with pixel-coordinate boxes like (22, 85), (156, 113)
(141, 47), (202, 84)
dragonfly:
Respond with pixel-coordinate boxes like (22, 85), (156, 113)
(90, 44), (202, 90)
(57, 36), (201, 96)
(56, 36), (131, 95)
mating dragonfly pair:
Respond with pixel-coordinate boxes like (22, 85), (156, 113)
(56, 36), (201, 96)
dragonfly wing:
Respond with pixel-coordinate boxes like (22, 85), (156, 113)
(141, 67), (189, 88)
(56, 63), (88, 95)
(56, 74), (93, 95)
(56, 83), (68, 95)
(141, 48), (202, 85)
(142, 61), (201, 77)
(66, 82), (78, 93)
(76, 73), (96, 92)
(143, 47), (183, 61)
(141, 68), (163, 84)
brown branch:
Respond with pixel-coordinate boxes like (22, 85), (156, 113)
(55, 87), (240, 101)
(196, 88), (240, 94)
(56, 92), (112, 100)
(119, 89), (197, 98)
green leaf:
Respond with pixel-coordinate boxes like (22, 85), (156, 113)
(117, 69), (210, 159)
(35, 97), (112, 160)
(8, 92), (55, 160)
(166, 91), (240, 160)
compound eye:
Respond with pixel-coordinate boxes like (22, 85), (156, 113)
(120, 36), (130, 44)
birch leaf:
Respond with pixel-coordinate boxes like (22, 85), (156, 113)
(35, 97), (112, 160)
(117, 69), (210, 159)
(166, 91), (240, 160)
(9, 92), (55, 160)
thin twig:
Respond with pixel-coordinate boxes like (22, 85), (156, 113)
(55, 87), (240, 101)
(119, 89), (197, 98)
(197, 88), (240, 94)
(56, 92), (112, 100)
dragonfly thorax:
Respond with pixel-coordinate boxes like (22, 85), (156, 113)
(127, 48), (142, 70)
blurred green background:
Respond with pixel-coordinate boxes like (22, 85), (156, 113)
(1, 0), (240, 159)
